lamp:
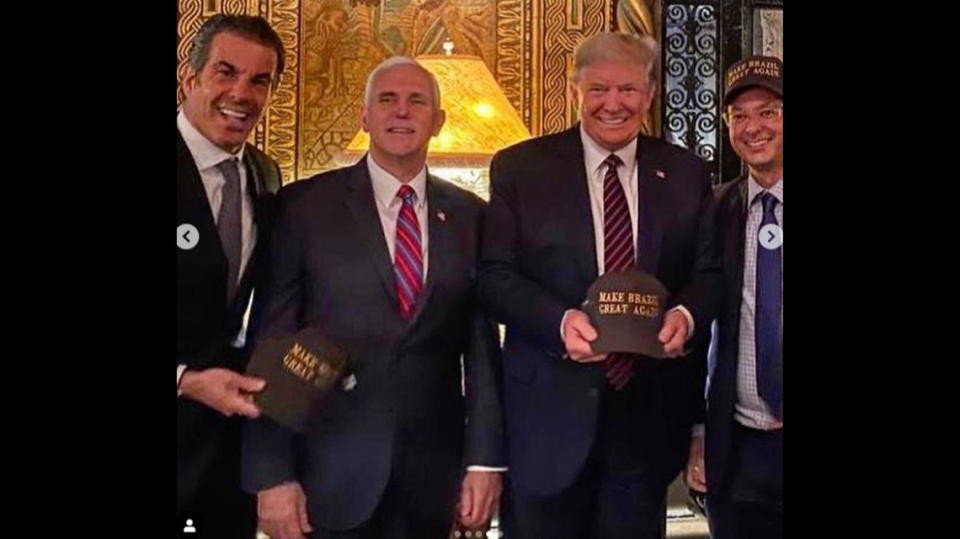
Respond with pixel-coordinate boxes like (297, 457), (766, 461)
(337, 41), (531, 200)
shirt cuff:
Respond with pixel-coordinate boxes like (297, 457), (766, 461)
(560, 309), (574, 341)
(177, 364), (187, 397)
(670, 305), (695, 340)
(466, 466), (508, 472)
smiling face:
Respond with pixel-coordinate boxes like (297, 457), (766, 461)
(726, 87), (783, 184)
(572, 60), (655, 151)
(181, 32), (278, 153)
(361, 63), (446, 178)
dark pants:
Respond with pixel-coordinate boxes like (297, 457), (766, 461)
(312, 478), (454, 539)
(503, 378), (684, 539)
(707, 424), (783, 539)
(178, 412), (257, 539)
(312, 440), (459, 539)
(502, 459), (668, 539)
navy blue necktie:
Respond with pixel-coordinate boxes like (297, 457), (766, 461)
(756, 192), (782, 418)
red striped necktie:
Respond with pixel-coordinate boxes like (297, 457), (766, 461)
(394, 185), (423, 320)
(601, 154), (637, 390)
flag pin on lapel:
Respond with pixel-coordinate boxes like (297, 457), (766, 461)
(437, 211), (446, 222)
(656, 170), (666, 179)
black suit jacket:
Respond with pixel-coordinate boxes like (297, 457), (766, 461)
(479, 127), (720, 496)
(705, 176), (763, 496)
(241, 159), (505, 530)
(176, 126), (281, 510)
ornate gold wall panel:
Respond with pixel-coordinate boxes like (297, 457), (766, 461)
(495, 1), (525, 126)
(297, 0), (497, 179)
(534, 1), (610, 136)
(177, 1), (657, 183)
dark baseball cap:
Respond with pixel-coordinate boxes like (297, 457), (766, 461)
(723, 55), (783, 107)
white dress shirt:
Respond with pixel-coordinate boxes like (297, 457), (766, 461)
(366, 154), (505, 473)
(367, 154), (430, 279)
(735, 176), (783, 430)
(561, 127), (695, 339)
(177, 110), (257, 394)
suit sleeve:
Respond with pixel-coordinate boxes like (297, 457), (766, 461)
(462, 304), (506, 468)
(672, 158), (723, 425)
(241, 185), (305, 493)
(478, 152), (569, 355)
(672, 157), (722, 351)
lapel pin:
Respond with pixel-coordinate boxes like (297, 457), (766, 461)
(655, 170), (666, 179)
(437, 211), (446, 222)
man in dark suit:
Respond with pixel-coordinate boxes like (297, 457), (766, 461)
(242, 56), (505, 539)
(176, 14), (285, 539)
(479, 32), (720, 539)
(686, 55), (783, 539)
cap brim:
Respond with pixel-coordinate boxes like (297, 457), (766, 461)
(722, 79), (783, 107)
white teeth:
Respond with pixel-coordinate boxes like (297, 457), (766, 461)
(600, 118), (626, 125)
(388, 128), (413, 133)
(220, 108), (248, 119)
(747, 139), (770, 148)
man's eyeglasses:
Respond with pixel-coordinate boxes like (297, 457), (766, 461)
(724, 103), (783, 126)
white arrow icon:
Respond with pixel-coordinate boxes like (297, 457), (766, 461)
(758, 224), (783, 250)
(178, 224), (199, 250)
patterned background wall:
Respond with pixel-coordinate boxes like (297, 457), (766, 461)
(177, 1), (668, 183)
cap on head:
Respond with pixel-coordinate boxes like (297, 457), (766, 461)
(722, 55), (782, 107)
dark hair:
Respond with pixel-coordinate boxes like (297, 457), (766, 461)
(188, 14), (285, 89)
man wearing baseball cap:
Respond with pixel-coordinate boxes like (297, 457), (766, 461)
(685, 55), (783, 539)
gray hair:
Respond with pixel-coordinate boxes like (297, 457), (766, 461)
(363, 56), (441, 109)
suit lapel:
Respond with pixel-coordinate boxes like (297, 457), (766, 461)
(343, 160), (401, 306)
(178, 127), (231, 303)
(636, 136), (666, 275)
(177, 129), (220, 249)
(731, 178), (748, 317)
(553, 128), (599, 283)
(235, 152), (273, 307)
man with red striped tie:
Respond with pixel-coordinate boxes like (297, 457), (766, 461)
(242, 57), (505, 539)
(479, 32), (721, 539)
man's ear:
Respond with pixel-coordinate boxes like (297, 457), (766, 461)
(432, 109), (446, 136)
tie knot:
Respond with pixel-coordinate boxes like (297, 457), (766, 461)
(603, 154), (623, 171)
(397, 185), (417, 205)
(217, 157), (240, 180)
(758, 191), (778, 214)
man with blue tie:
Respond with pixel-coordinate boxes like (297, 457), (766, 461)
(685, 55), (784, 539)
(242, 56), (504, 539)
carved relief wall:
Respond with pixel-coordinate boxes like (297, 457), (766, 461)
(755, 9), (783, 59)
(177, 1), (659, 183)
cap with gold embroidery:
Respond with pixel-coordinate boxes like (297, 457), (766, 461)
(723, 55), (783, 107)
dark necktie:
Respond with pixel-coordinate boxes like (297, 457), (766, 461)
(756, 192), (782, 418)
(216, 157), (242, 304)
(601, 154), (637, 390)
